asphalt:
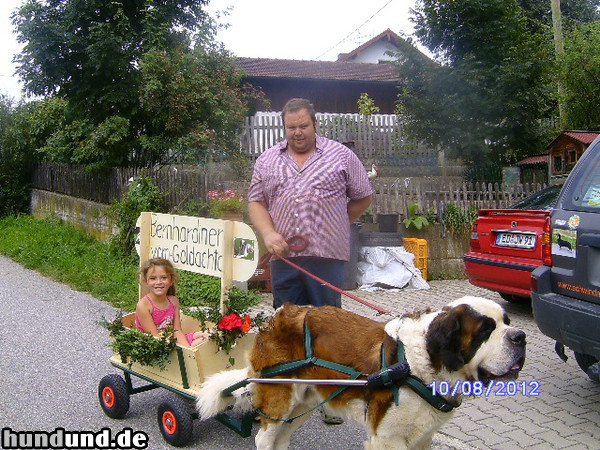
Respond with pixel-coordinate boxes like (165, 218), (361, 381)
(0, 255), (598, 449)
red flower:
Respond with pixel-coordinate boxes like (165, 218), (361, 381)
(240, 315), (252, 333)
(218, 313), (242, 331)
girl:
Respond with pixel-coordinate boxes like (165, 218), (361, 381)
(135, 257), (208, 347)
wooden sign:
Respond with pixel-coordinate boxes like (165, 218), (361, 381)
(136, 212), (259, 312)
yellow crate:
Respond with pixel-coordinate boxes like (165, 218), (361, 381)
(403, 238), (428, 280)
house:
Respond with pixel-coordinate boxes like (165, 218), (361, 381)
(516, 154), (550, 184)
(547, 131), (600, 184)
(337, 29), (406, 63)
(236, 30), (428, 114)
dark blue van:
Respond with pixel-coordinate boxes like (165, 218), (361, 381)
(531, 135), (600, 382)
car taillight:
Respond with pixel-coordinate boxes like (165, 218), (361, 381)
(541, 216), (552, 266)
(470, 223), (481, 250)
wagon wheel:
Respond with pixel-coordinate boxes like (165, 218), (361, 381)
(98, 374), (130, 419)
(157, 396), (194, 447)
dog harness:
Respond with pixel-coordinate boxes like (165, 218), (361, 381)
(221, 318), (456, 423)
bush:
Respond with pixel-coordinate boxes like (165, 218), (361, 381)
(107, 175), (165, 259)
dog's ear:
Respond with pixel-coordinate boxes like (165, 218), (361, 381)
(425, 306), (468, 372)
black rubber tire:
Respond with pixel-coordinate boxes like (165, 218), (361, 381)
(499, 293), (530, 304)
(157, 396), (194, 447)
(359, 231), (404, 247)
(98, 374), (130, 419)
(574, 352), (600, 382)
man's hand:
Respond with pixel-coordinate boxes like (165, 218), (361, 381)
(263, 230), (289, 256)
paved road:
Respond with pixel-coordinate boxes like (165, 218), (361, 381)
(0, 254), (598, 449)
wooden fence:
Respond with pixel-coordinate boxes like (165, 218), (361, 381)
(32, 163), (546, 218)
(241, 112), (438, 167)
(371, 179), (547, 218)
(31, 163), (225, 210)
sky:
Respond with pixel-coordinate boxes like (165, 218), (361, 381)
(0, 0), (418, 100)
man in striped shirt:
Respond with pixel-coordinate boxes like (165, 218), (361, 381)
(248, 98), (373, 309)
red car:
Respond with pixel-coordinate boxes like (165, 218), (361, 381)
(463, 185), (562, 303)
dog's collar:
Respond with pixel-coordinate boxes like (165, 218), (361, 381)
(374, 341), (457, 412)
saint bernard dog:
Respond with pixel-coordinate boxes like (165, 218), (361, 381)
(196, 296), (526, 449)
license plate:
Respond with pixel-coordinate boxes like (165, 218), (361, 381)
(496, 233), (536, 249)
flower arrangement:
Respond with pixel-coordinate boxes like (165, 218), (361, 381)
(187, 290), (268, 365)
(207, 189), (246, 218)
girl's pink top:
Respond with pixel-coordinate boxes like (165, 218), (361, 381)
(135, 295), (175, 332)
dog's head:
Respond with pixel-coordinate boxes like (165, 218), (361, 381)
(424, 296), (526, 383)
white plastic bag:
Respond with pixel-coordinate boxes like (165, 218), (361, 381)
(357, 246), (430, 291)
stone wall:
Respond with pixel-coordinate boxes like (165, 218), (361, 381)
(30, 189), (116, 242)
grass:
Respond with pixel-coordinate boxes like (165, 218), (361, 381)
(0, 215), (139, 310)
(0, 214), (262, 313)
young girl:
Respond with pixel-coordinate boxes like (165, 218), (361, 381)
(135, 257), (208, 347)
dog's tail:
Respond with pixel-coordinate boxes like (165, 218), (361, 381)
(196, 367), (254, 420)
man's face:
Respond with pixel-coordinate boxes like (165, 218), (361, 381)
(284, 109), (316, 154)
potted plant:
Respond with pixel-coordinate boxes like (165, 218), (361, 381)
(207, 189), (246, 221)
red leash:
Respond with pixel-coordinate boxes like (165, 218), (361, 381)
(258, 235), (391, 316)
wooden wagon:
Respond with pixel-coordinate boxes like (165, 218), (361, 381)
(98, 212), (260, 446)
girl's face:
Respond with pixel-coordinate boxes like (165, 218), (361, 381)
(145, 266), (172, 296)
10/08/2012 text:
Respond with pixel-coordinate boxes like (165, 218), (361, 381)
(428, 380), (540, 397)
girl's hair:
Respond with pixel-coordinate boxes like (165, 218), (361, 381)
(139, 257), (178, 295)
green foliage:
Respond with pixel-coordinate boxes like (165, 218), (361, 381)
(107, 175), (165, 259)
(443, 204), (478, 234)
(403, 203), (430, 230)
(357, 93), (380, 116)
(11, 0), (266, 168)
(556, 21), (600, 129)
(398, 0), (558, 174)
(206, 190), (246, 218)
(99, 313), (177, 370)
(0, 215), (138, 310)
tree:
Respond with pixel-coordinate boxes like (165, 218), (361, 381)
(0, 97), (65, 216)
(556, 21), (600, 129)
(398, 0), (598, 181)
(137, 47), (266, 165)
(11, 0), (258, 168)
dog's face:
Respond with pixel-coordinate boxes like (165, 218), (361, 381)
(386, 296), (526, 384)
(425, 296), (526, 383)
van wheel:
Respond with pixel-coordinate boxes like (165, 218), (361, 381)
(574, 352), (600, 382)
(499, 293), (530, 304)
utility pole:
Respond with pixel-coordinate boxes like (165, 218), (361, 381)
(551, 0), (566, 128)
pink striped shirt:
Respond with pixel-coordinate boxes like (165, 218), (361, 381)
(248, 135), (373, 261)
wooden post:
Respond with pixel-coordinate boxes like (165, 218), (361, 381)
(138, 212), (152, 299)
(220, 219), (235, 315)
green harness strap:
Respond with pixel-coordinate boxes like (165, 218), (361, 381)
(382, 342), (455, 413)
(256, 320), (363, 423)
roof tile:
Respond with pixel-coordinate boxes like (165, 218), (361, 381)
(236, 57), (398, 82)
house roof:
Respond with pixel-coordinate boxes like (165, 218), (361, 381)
(236, 57), (398, 83)
(547, 131), (600, 148)
(516, 154), (549, 166)
(337, 29), (401, 62)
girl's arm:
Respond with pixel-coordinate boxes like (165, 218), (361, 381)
(135, 297), (161, 337)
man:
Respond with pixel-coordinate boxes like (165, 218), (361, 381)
(248, 98), (373, 309)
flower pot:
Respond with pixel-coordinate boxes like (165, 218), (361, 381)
(377, 213), (399, 233)
(219, 212), (244, 222)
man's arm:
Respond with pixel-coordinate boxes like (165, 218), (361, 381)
(347, 195), (373, 222)
(248, 201), (289, 256)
